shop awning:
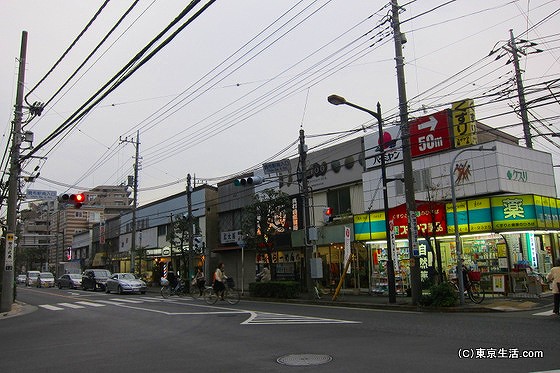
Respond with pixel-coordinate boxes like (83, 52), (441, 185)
(213, 246), (241, 252)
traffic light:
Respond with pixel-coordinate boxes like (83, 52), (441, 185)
(71, 193), (85, 208)
(193, 235), (204, 254)
(233, 176), (263, 186)
(58, 193), (86, 208)
(323, 207), (333, 223)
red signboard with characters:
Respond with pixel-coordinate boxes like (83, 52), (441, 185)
(409, 110), (452, 157)
(390, 201), (447, 239)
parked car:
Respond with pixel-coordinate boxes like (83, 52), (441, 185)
(37, 272), (55, 288)
(26, 270), (41, 287)
(105, 273), (147, 294)
(57, 273), (82, 289)
(16, 274), (27, 284)
(81, 269), (111, 291)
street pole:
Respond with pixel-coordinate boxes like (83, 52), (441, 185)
(509, 29), (532, 149)
(298, 129), (313, 297)
(121, 132), (140, 273)
(1, 31), (27, 312)
(392, 0), (421, 305)
(327, 95), (397, 303)
(450, 146), (495, 305)
(187, 174), (194, 282)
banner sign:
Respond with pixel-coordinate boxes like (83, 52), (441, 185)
(452, 99), (478, 148)
(409, 110), (452, 157)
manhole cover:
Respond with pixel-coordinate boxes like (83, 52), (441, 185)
(277, 354), (333, 366)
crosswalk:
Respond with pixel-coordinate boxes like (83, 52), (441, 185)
(36, 297), (361, 325)
(38, 296), (166, 311)
(532, 310), (556, 317)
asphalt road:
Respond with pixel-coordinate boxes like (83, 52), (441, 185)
(3, 285), (559, 373)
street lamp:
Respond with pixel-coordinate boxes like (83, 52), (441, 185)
(328, 94), (397, 304)
(450, 145), (495, 305)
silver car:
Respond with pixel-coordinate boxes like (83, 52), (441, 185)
(57, 273), (82, 289)
(105, 273), (147, 294)
(37, 272), (55, 288)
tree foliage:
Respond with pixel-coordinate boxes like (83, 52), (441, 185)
(241, 189), (292, 278)
(166, 214), (194, 281)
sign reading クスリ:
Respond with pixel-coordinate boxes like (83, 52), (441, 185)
(409, 110), (452, 157)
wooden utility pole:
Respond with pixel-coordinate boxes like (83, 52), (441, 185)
(1, 31), (27, 312)
(391, 0), (421, 305)
(187, 174), (194, 281)
(509, 29), (532, 148)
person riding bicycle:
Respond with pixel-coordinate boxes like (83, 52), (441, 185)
(213, 262), (227, 300)
(194, 267), (206, 296)
(167, 270), (179, 292)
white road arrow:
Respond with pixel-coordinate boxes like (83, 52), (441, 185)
(417, 115), (438, 131)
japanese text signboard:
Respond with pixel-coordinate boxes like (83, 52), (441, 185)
(452, 99), (478, 148)
(409, 110), (452, 157)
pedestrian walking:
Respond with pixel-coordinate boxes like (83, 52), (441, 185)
(547, 258), (560, 315)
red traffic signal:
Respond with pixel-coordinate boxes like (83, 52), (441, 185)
(323, 207), (333, 223)
(70, 193), (85, 208)
(59, 193), (85, 208)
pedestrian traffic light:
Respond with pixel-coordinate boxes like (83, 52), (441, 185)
(193, 235), (204, 254)
(233, 176), (264, 186)
(323, 207), (333, 223)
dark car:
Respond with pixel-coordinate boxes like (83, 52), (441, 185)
(81, 269), (111, 291)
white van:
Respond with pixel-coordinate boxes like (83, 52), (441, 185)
(26, 271), (40, 287)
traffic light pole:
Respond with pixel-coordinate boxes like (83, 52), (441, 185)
(1, 31), (27, 312)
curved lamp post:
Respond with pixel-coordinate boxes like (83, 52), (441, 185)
(328, 94), (397, 304)
(450, 145), (495, 305)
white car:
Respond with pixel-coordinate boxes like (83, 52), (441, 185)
(26, 271), (41, 286)
(37, 272), (55, 288)
(105, 273), (147, 294)
(16, 274), (27, 284)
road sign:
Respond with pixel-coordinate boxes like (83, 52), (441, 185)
(26, 189), (57, 200)
(5, 233), (14, 270)
(263, 159), (291, 174)
(409, 110), (452, 157)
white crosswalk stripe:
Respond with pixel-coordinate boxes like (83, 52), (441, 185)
(110, 298), (144, 304)
(39, 304), (64, 311)
(241, 311), (360, 325)
(57, 302), (85, 309)
(75, 301), (106, 307)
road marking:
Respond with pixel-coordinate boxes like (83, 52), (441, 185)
(138, 297), (162, 302)
(57, 302), (85, 309)
(110, 298), (143, 304)
(39, 304), (64, 311)
(533, 310), (555, 316)
(75, 301), (106, 307)
(96, 300), (125, 306)
(241, 311), (360, 325)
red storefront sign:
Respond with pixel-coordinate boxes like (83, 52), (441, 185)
(390, 201), (447, 239)
(409, 110), (452, 157)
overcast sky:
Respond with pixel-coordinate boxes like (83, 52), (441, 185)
(1, 0), (558, 208)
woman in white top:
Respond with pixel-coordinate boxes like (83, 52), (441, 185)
(547, 258), (560, 315)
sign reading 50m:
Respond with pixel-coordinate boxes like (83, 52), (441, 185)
(409, 110), (452, 157)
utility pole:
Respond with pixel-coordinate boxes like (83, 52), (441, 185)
(508, 29), (532, 149)
(298, 129), (313, 296)
(1, 31), (27, 312)
(121, 131), (140, 274)
(186, 173), (194, 282)
(391, 0), (421, 305)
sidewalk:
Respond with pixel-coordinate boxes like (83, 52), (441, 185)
(275, 291), (555, 313)
(148, 285), (554, 313)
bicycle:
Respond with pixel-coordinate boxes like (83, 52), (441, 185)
(448, 268), (485, 304)
(160, 278), (190, 298)
(204, 277), (240, 305)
